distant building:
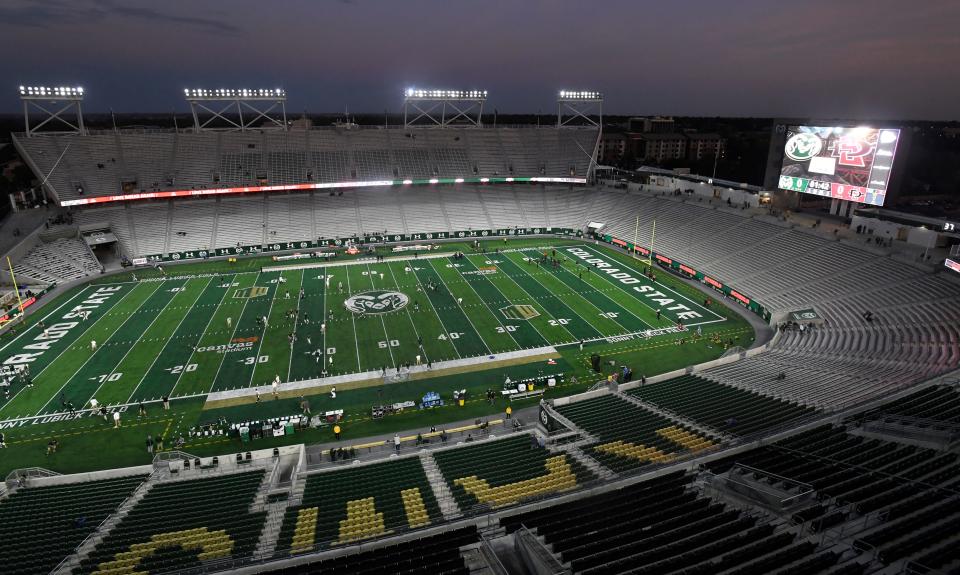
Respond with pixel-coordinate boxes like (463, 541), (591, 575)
(598, 132), (627, 163)
(686, 133), (726, 160)
(629, 116), (676, 133)
(637, 133), (687, 162)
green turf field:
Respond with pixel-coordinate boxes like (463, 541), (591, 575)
(0, 238), (754, 475)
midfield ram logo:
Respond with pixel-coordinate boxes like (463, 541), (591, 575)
(344, 290), (410, 315)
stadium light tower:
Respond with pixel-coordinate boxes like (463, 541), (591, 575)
(557, 90), (602, 128)
(403, 88), (487, 128)
(18, 85), (86, 137)
(184, 88), (287, 132)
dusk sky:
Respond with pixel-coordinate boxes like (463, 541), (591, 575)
(2, 0), (958, 119)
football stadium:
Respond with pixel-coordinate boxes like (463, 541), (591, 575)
(0, 78), (958, 575)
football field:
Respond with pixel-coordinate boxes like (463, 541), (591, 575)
(0, 243), (727, 420)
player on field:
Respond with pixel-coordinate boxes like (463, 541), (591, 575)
(227, 317), (232, 328)
(90, 340), (97, 351)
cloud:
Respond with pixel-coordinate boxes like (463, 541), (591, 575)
(0, 0), (239, 34)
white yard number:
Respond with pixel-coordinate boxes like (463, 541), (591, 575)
(378, 340), (400, 348)
(438, 332), (462, 341)
(599, 312), (619, 319)
(549, 318), (570, 326)
(169, 364), (198, 374)
(97, 373), (122, 383)
(169, 287), (185, 293)
(445, 263), (462, 268)
(243, 355), (270, 365)
(496, 325), (517, 333)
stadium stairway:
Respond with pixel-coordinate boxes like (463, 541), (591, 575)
(252, 471), (288, 559)
(548, 441), (616, 481)
(420, 451), (465, 521)
(55, 477), (155, 575)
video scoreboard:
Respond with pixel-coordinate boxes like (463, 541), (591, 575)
(777, 125), (900, 206)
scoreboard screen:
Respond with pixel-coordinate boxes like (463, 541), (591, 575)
(777, 125), (900, 206)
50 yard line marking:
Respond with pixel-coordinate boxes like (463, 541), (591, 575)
(363, 263), (396, 367)
(384, 260), (447, 362)
(343, 266), (364, 373)
(124, 277), (213, 403)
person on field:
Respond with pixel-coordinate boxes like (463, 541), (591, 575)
(0, 431), (6, 448)
(329, 386), (337, 400)
(138, 400), (147, 417)
(334, 424), (341, 440)
(113, 411), (121, 428)
(90, 340), (97, 351)
(146, 436), (154, 454)
(156, 435), (164, 451)
(394, 434), (401, 453)
(162, 395), (170, 410)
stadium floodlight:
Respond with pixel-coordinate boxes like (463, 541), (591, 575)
(184, 88), (285, 100)
(558, 90), (602, 100)
(184, 87), (288, 132)
(403, 87), (487, 128)
(19, 85), (85, 99)
(18, 84), (86, 137)
(405, 88), (487, 100)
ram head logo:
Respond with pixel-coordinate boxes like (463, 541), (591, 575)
(344, 291), (410, 315)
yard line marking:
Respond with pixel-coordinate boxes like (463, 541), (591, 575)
(423, 258), (493, 355)
(245, 272), (282, 388)
(363, 263), (396, 367)
(35, 282), (163, 415)
(343, 265), (364, 373)
(396, 261), (464, 359)
(454, 255), (550, 347)
(578, 243), (726, 322)
(465, 253), (578, 343)
(86, 279), (192, 405)
(287, 271), (306, 382)
(124, 277), (213, 403)
(384, 260), (450, 362)
(321, 269), (328, 373)
(520, 248), (657, 332)
(503, 250), (627, 336)
(167, 274), (238, 397)
(0, 284), (94, 355)
(205, 273), (262, 392)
